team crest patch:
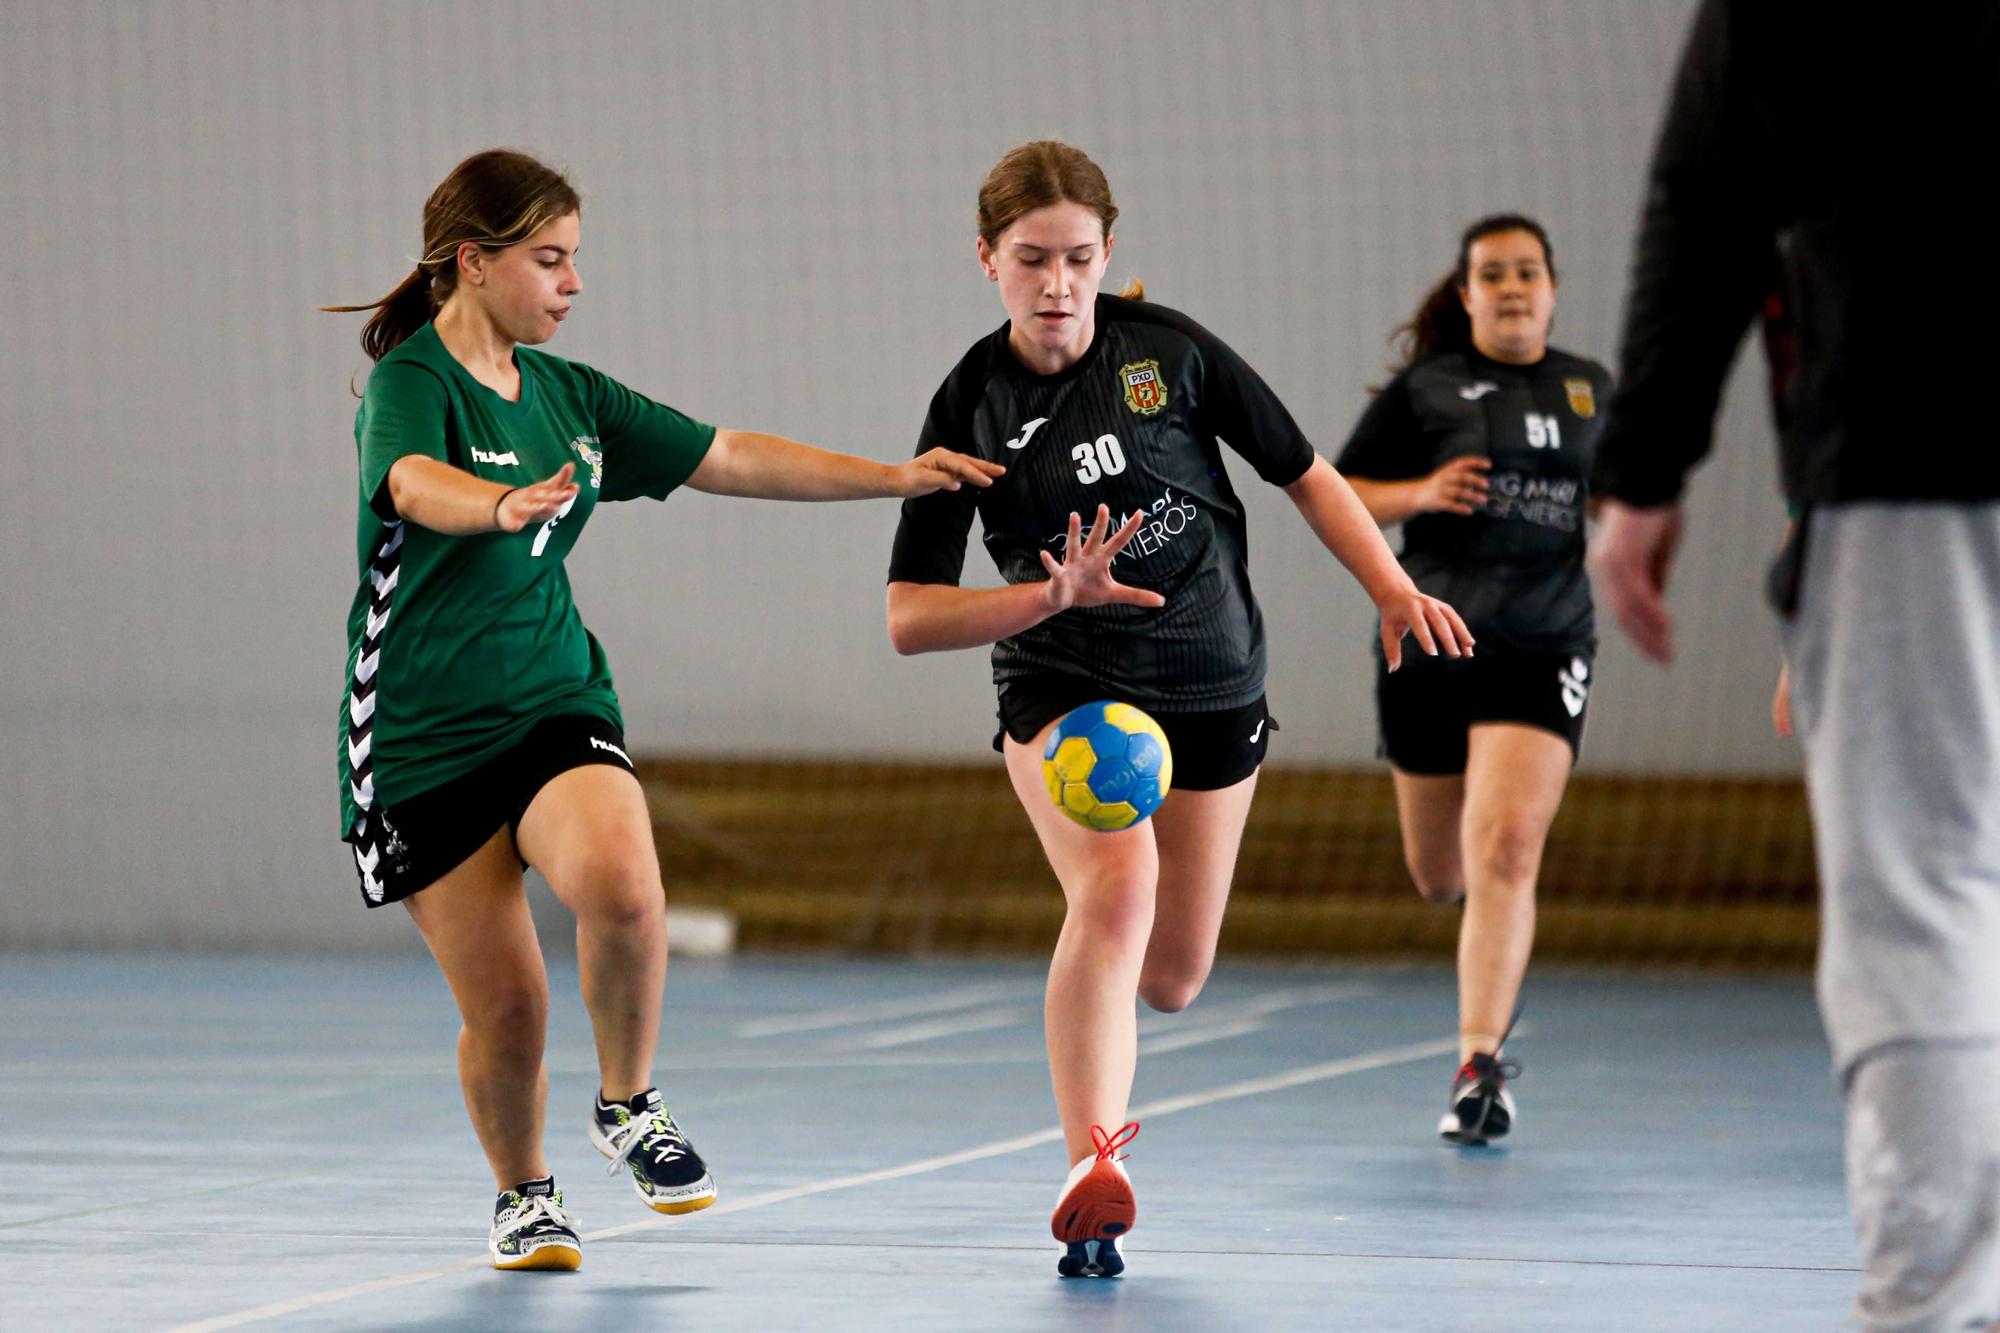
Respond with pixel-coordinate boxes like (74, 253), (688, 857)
(1564, 378), (1596, 419)
(570, 435), (604, 488)
(1120, 359), (1167, 417)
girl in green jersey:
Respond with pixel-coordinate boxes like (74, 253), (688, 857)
(327, 149), (999, 1271)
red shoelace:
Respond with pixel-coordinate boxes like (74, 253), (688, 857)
(1090, 1121), (1140, 1161)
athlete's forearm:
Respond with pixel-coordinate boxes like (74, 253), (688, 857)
(886, 580), (1057, 655)
(386, 455), (513, 535)
(1285, 457), (1418, 604)
(688, 429), (898, 501)
(1343, 476), (1429, 526)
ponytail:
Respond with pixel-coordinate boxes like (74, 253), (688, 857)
(322, 149), (582, 373)
(1392, 272), (1471, 367)
(1118, 277), (1145, 301)
(320, 261), (446, 364)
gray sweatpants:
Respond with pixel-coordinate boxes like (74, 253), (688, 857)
(1783, 502), (2000, 1332)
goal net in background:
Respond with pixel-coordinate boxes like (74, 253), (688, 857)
(638, 759), (1814, 968)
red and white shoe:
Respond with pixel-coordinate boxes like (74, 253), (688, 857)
(1051, 1122), (1139, 1278)
(1438, 1051), (1519, 1146)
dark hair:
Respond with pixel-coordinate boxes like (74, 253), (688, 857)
(323, 149), (581, 362)
(1392, 213), (1556, 368)
(977, 140), (1144, 301)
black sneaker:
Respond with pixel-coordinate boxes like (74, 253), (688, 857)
(488, 1177), (582, 1271)
(590, 1088), (717, 1215)
(1438, 1051), (1519, 1146)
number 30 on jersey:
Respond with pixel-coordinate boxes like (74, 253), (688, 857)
(1072, 433), (1127, 484)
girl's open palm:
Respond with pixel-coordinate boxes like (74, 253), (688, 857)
(1040, 504), (1167, 613)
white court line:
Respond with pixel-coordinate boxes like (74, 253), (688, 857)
(1136, 981), (1372, 1035)
(733, 982), (1032, 1038)
(1138, 1018), (1265, 1056)
(12, 985), (1371, 1078)
(839, 1006), (1039, 1051)
(166, 1033), (1460, 1332)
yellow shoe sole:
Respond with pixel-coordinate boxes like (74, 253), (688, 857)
(647, 1192), (716, 1216)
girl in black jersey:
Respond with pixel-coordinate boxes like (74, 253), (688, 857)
(1335, 215), (1612, 1147)
(887, 141), (1473, 1276)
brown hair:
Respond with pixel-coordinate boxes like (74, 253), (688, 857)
(323, 149), (581, 362)
(1392, 213), (1556, 368)
(977, 140), (1144, 301)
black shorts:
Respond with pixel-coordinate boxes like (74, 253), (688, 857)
(1376, 647), (1591, 776)
(995, 676), (1275, 792)
(344, 713), (637, 908)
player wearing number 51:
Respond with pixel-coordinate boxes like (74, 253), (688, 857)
(1335, 215), (1613, 1148)
(885, 141), (1472, 1277)
(321, 149), (998, 1273)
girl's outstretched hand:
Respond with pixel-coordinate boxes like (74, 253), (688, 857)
(1039, 504), (1168, 613)
(496, 463), (579, 532)
(892, 448), (1006, 496)
(1377, 586), (1474, 672)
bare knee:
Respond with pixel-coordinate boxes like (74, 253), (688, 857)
(555, 853), (665, 933)
(462, 981), (548, 1051)
(1065, 870), (1154, 947)
(1408, 856), (1466, 905)
(1468, 822), (1543, 891)
(1138, 967), (1209, 1014)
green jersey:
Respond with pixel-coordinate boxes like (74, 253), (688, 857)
(337, 322), (714, 838)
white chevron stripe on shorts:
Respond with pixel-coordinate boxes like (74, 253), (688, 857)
(345, 522), (404, 891)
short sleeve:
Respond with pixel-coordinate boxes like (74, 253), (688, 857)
(576, 363), (717, 503)
(1194, 330), (1316, 487)
(357, 359), (451, 521)
(887, 379), (979, 586)
(1333, 375), (1426, 481)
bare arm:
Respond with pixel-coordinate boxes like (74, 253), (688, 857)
(386, 456), (580, 535)
(1346, 477), (1429, 526)
(1285, 455), (1424, 601)
(1284, 455), (1475, 669)
(1346, 456), (1491, 526)
(887, 581), (1066, 655)
(687, 429), (1002, 501)
(886, 506), (1163, 656)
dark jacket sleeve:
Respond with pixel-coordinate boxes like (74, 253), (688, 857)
(1593, 0), (1786, 506)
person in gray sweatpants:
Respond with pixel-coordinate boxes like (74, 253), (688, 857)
(1783, 508), (2000, 1328)
(1584, 1), (2000, 1328)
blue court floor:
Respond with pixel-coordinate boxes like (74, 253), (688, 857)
(2, 953), (1854, 1331)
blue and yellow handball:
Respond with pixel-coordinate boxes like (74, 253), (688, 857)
(1042, 701), (1173, 832)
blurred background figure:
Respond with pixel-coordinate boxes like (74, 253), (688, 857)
(1588, 2), (2000, 1326)
(1337, 214), (1612, 1148)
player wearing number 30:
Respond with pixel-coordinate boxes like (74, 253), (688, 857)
(1335, 215), (1613, 1148)
(324, 150), (999, 1273)
(886, 141), (1473, 1278)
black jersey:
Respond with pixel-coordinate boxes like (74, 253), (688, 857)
(888, 295), (1315, 711)
(1336, 346), (1612, 654)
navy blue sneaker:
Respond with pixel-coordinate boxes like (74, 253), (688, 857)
(488, 1177), (581, 1271)
(590, 1088), (717, 1215)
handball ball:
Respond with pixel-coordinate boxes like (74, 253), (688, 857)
(1042, 701), (1173, 832)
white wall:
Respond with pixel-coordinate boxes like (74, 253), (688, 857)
(0, 0), (1794, 948)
